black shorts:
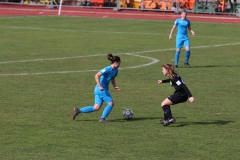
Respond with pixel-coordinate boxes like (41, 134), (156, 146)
(168, 93), (188, 105)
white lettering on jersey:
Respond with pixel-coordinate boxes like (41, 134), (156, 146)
(101, 69), (106, 73)
(176, 80), (181, 86)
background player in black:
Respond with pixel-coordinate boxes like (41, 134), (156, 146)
(157, 63), (195, 126)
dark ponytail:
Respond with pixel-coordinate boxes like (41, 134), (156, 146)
(107, 54), (121, 64)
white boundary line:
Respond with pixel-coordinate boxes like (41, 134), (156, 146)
(0, 54), (103, 64)
(0, 54), (159, 76)
(0, 42), (239, 76)
(0, 25), (239, 40)
(2, 41), (239, 65)
(0, 16), (238, 25)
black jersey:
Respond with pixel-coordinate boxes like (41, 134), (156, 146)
(162, 74), (192, 97)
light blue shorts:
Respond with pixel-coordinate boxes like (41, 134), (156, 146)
(94, 87), (113, 106)
(176, 38), (190, 49)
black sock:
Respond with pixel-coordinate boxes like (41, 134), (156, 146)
(164, 113), (168, 120)
(162, 105), (173, 120)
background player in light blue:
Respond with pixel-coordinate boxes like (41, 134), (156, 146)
(169, 10), (195, 68)
(72, 54), (121, 123)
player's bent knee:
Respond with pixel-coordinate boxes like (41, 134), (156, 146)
(94, 105), (101, 111)
(161, 99), (169, 107)
(108, 102), (114, 107)
(161, 101), (166, 107)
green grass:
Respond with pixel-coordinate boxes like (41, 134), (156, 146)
(0, 16), (240, 160)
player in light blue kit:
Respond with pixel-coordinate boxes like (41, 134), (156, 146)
(72, 54), (121, 123)
(169, 10), (195, 68)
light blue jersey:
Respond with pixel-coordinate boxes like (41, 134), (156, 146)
(175, 18), (191, 40)
(174, 18), (191, 48)
(97, 65), (118, 90)
(93, 65), (118, 106)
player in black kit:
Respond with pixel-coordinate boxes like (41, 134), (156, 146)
(157, 63), (195, 126)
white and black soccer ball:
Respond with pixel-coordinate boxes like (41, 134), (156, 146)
(123, 109), (133, 120)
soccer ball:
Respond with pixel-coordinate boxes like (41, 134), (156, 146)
(123, 109), (133, 120)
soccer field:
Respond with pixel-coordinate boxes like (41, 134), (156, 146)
(0, 16), (240, 159)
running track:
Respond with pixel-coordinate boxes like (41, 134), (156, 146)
(0, 3), (240, 24)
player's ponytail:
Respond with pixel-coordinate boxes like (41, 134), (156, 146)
(107, 54), (121, 64)
(162, 63), (177, 79)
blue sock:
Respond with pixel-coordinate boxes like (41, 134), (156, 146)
(80, 106), (95, 113)
(185, 50), (190, 63)
(175, 51), (180, 66)
(101, 105), (113, 119)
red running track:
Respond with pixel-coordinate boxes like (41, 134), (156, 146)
(0, 4), (240, 24)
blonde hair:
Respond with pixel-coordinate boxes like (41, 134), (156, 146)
(162, 63), (177, 79)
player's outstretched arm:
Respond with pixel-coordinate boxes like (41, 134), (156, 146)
(95, 72), (103, 90)
(188, 26), (195, 36)
(169, 25), (176, 40)
(111, 78), (120, 91)
(189, 97), (195, 103)
(158, 80), (162, 84)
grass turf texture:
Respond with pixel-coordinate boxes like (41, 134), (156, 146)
(0, 16), (240, 160)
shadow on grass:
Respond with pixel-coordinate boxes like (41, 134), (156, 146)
(75, 117), (161, 122)
(74, 119), (234, 127)
(112, 116), (162, 122)
(172, 120), (234, 127)
(112, 116), (188, 122)
(75, 116), (187, 122)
